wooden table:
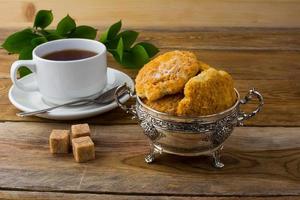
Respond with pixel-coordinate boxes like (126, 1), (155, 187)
(0, 27), (300, 199)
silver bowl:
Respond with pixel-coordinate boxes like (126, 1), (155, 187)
(115, 84), (264, 168)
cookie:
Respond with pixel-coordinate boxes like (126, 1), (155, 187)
(177, 68), (236, 116)
(143, 94), (184, 115)
(135, 51), (200, 101)
(198, 60), (211, 71)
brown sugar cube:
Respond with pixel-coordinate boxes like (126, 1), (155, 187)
(71, 123), (91, 140)
(72, 136), (95, 163)
(49, 130), (70, 154)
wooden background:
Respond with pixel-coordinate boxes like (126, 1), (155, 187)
(0, 0), (300, 199)
(1, 0), (300, 28)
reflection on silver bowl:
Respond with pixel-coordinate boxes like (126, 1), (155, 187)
(115, 84), (263, 168)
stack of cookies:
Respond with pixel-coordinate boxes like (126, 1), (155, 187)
(135, 50), (236, 116)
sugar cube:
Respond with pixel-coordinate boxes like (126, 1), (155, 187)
(72, 136), (95, 162)
(49, 130), (70, 154)
(71, 123), (91, 140)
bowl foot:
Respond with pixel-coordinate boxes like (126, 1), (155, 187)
(145, 142), (162, 164)
(212, 146), (224, 168)
(144, 143), (225, 168)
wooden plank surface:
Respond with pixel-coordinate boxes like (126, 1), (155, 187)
(1, 0), (300, 28)
(0, 1), (299, 198)
(0, 191), (299, 200)
(0, 122), (299, 196)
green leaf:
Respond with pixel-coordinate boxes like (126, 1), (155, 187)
(106, 30), (138, 50)
(118, 30), (138, 50)
(110, 50), (120, 63)
(69, 25), (97, 39)
(136, 42), (159, 58)
(19, 46), (34, 60)
(1, 28), (39, 53)
(56, 15), (76, 35)
(121, 52), (135, 68)
(18, 67), (32, 78)
(18, 46), (35, 77)
(40, 29), (56, 35)
(45, 32), (64, 41)
(131, 45), (149, 67)
(34, 10), (53, 29)
(116, 37), (124, 61)
(107, 20), (122, 40)
(99, 20), (122, 43)
(31, 36), (47, 47)
(119, 45), (149, 68)
(106, 37), (119, 49)
(99, 30), (108, 43)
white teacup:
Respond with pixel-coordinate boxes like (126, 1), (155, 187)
(10, 39), (107, 105)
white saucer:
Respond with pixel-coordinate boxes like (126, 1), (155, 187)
(8, 67), (134, 120)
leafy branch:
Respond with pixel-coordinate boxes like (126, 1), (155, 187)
(99, 20), (158, 68)
(1, 10), (159, 77)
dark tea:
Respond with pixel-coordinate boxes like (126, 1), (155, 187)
(42, 49), (97, 61)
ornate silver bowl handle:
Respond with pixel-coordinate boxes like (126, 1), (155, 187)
(114, 83), (137, 118)
(237, 88), (264, 125)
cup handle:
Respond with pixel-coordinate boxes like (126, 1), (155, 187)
(237, 88), (264, 126)
(10, 60), (38, 92)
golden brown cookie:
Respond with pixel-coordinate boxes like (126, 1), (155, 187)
(143, 94), (184, 115)
(135, 51), (200, 101)
(177, 68), (236, 116)
(198, 60), (211, 71)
